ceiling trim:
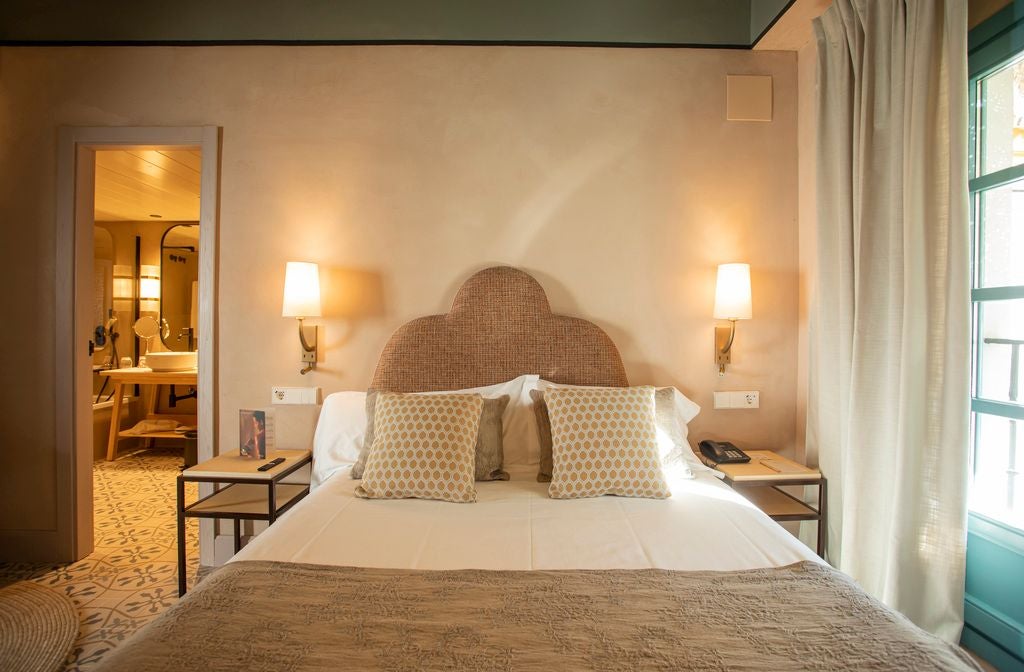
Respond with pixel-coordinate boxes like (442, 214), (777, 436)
(0, 0), (795, 50)
(0, 38), (753, 49)
(753, 0), (832, 51)
(751, 0), (799, 48)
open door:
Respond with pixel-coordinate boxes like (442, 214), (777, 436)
(51, 127), (219, 563)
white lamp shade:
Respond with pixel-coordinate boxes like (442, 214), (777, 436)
(713, 263), (752, 320)
(113, 264), (133, 300)
(282, 262), (322, 318)
(139, 265), (161, 300)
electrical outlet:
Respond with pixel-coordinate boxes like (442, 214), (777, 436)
(271, 386), (321, 405)
(733, 391), (759, 408)
(714, 391), (760, 409)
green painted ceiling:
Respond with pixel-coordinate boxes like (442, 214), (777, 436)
(0, 0), (793, 48)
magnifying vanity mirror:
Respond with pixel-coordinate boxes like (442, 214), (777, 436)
(160, 224), (200, 352)
(133, 315), (166, 345)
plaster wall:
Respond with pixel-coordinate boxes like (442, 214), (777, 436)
(0, 45), (798, 558)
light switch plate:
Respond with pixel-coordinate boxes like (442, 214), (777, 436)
(713, 391), (759, 409)
(271, 386), (321, 405)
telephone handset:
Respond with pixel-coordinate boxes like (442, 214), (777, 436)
(698, 440), (751, 464)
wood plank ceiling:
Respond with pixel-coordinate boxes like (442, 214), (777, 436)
(94, 149), (201, 222)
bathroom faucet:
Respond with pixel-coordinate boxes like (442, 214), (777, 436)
(177, 327), (195, 351)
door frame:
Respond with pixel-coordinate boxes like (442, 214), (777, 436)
(55, 126), (220, 564)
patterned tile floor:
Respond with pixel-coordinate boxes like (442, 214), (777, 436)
(0, 448), (198, 671)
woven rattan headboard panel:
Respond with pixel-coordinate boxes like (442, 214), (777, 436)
(369, 267), (629, 392)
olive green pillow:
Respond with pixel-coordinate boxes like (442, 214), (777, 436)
(352, 391), (511, 482)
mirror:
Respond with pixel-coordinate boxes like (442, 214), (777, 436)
(160, 224), (200, 351)
(133, 315), (163, 340)
(134, 315), (167, 362)
(92, 227), (115, 367)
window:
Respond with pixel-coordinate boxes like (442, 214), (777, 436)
(969, 53), (1024, 531)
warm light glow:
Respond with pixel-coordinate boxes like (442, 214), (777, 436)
(139, 265), (160, 301)
(713, 263), (752, 320)
(282, 262), (322, 318)
(113, 265), (133, 300)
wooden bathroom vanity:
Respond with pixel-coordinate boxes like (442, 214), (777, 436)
(99, 367), (198, 461)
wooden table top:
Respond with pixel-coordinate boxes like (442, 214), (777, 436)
(711, 450), (821, 483)
(183, 449), (312, 482)
(98, 367), (198, 385)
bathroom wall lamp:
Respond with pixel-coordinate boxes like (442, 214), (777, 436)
(113, 264), (134, 308)
(282, 261), (321, 375)
(713, 263), (752, 376)
(139, 265), (161, 313)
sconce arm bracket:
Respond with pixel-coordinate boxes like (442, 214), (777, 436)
(715, 320), (738, 376)
(297, 317), (317, 352)
(720, 319), (737, 354)
(296, 317), (318, 375)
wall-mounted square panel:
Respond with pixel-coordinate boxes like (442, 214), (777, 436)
(726, 75), (773, 122)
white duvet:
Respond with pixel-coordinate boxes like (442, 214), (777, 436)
(233, 464), (819, 572)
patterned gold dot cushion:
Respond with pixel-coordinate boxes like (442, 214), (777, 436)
(546, 386), (670, 499)
(532, 386), (687, 483)
(352, 391), (510, 482)
(355, 392), (483, 503)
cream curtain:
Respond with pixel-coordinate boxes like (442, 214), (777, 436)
(808, 0), (970, 641)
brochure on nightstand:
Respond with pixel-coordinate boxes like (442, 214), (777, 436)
(239, 408), (276, 459)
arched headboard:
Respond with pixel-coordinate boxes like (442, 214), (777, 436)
(370, 267), (629, 392)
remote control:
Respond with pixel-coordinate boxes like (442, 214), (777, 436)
(257, 457), (285, 472)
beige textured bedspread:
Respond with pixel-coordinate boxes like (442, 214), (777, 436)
(97, 560), (978, 671)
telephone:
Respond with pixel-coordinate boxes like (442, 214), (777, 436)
(698, 440), (751, 464)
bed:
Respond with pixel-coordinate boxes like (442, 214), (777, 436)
(96, 267), (978, 671)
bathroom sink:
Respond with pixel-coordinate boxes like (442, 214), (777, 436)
(146, 351), (198, 372)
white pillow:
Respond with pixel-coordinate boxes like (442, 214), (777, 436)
(313, 375), (541, 488)
(534, 379), (710, 477)
(311, 391), (367, 490)
(661, 388), (717, 477)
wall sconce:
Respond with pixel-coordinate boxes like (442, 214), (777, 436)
(139, 264), (161, 313)
(282, 261), (321, 375)
(113, 264), (134, 309)
(713, 263), (752, 376)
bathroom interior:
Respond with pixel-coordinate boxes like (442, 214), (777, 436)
(90, 148), (201, 465)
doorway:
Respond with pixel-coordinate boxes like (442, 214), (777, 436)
(92, 149), (201, 463)
(56, 127), (219, 567)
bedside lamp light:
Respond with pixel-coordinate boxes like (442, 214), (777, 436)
(282, 261), (321, 375)
(713, 263), (752, 376)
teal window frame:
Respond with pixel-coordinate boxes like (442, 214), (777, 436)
(968, 5), (1024, 532)
(964, 3), (1024, 668)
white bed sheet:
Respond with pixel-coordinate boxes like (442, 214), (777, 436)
(233, 465), (820, 572)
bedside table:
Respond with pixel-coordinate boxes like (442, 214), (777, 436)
(706, 449), (827, 558)
(176, 449), (312, 596)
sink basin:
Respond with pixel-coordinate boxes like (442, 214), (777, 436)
(145, 351), (198, 372)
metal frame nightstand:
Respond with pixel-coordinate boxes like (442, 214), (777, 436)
(706, 449), (827, 557)
(176, 449), (312, 596)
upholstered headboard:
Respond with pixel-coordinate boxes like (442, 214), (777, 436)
(369, 267), (629, 392)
